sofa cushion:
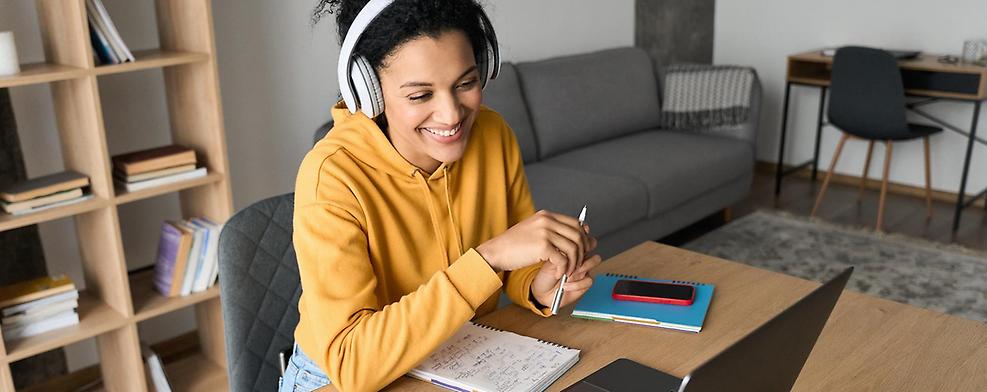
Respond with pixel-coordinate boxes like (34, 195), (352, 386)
(541, 130), (754, 218)
(482, 63), (538, 163)
(524, 163), (648, 237)
(516, 47), (662, 159)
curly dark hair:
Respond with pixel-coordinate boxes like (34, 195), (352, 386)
(312, 0), (491, 73)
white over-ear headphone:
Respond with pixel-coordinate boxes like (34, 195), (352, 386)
(337, 0), (501, 118)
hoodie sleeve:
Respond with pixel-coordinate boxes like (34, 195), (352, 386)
(499, 120), (553, 317)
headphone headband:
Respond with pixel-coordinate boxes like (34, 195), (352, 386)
(337, 0), (395, 115)
(336, 0), (500, 117)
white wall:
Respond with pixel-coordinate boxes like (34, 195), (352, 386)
(1, 0), (633, 372)
(715, 0), (987, 196)
(214, 0), (636, 209)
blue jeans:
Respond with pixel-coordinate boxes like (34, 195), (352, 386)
(279, 343), (331, 392)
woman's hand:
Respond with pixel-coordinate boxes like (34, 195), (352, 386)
(476, 210), (593, 274)
(530, 231), (603, 310)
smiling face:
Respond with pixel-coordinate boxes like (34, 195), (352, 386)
(376, 30), (483, 174)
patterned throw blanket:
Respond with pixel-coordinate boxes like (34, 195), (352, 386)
(660, 65), (756, 129)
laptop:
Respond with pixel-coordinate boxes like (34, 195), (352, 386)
(562, 267), (854, 392)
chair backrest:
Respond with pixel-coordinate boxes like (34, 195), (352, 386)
(218, 193), (300, 392)
(828, 46), (910, 140)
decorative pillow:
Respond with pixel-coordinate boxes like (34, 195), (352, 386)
(660, 65), (756, 129)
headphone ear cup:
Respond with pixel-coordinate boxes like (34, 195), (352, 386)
(351, 56), (384, 118)
(480, 41), (497, 89)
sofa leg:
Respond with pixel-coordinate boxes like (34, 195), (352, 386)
(722, 207), (734, 223)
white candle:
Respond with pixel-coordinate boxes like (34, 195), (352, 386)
(0, 31), (20, 76)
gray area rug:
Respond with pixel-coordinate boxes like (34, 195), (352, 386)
(683, 210), (987, 323)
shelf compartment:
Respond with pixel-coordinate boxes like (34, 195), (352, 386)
(113, 171), (224, 205)
(93, 49), (209, 77)
(0, 63), (89, 89)
(1, 293), (127, 363)
(165, 352), (228, 392)
(130, 269), (220, 323)
(0, 196), (109, 232)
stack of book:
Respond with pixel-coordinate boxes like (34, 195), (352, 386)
(112, 145), (207, 192)
(0, 274), (80, 341)
(0, 171), (92, 216)
(152, 218), (224, 298)
(86, 0), (134, 65)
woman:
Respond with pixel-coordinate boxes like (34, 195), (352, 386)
(283, 1), (602, 391)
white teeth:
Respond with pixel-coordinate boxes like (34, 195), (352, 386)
(422, 124), (461, 137)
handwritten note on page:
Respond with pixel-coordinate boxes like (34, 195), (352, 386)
(407, 322), (580, 392)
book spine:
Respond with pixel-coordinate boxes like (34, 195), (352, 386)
(179, 223), (204, 296)
(118, 150), (196, 176)
(88, 21), (114, 65)
(168, 226), (193, 297)
(152, 223), (183, 297)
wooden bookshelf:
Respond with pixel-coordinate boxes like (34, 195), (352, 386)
(0, 0), (232, 391)
(129, 269), (220, 323)
(0, 63), (88, 89)
(113, 171), (225, 205)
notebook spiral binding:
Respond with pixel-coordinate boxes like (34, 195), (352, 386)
(470, 322), (576, 350)
(605, 273), (639, 279)
(603, 273), (707, 286)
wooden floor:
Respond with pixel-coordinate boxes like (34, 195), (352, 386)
(661, 168), (987, 252)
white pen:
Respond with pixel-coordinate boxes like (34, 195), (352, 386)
(552, 205), (587, 315)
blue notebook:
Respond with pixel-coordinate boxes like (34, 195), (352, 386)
(571, 273), (715, 333)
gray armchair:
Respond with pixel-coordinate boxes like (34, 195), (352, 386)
(218, 193), (300, 392)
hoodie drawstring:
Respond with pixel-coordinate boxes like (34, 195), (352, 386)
(414, 167), (464, 266)
(443, 166), (465, 257)
(414, 169), (449, 266)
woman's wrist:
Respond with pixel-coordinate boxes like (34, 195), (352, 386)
(475, 243), (502, 273)
(530, 286), (551, 308)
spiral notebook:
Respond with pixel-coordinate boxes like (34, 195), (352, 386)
(571, 273), (715, 333)
(408, 321), (580, 392)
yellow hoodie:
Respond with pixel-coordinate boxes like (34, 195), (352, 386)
(293, 102), (549, 391)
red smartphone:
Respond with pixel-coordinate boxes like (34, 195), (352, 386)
(612, 279), (695, 306)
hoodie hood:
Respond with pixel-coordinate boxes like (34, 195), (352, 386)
(323, 101), (452, 181)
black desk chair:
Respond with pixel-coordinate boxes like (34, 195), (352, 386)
(218, 193), (301, 392)
(810, 46), (942, 231)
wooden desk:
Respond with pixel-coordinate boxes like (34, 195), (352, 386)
(774, 50), (987, 231)
(320, 242), (987, 391)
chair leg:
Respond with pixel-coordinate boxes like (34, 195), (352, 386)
(859, 140), (875, 201)
(923, 135), (933, 220)
(876, 140), (894, 232)
(811, 133), (850, 217)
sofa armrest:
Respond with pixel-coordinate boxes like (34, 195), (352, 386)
(696, 72), (761, 151)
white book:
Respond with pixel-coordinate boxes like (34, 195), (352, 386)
(117, 167), (207, 192)
(178, 221), (205, 296)
(206, 220), (225, 288)
(1, 298), (78, 326)
(89, 0), (134, 62)
(188, 219), (212, 293)
(2, 290), (79, 318)
(190, 218), (221, 292)
(141, 343), (173, 392)
(7, 195), (93, 216)
(1, 309), (79, 341)
(407, 322), (580, 392)
(85, 0), (126, 63)
(86, 0), (118, 64)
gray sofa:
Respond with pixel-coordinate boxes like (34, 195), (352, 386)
(316, 46), (760, 258)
